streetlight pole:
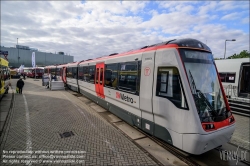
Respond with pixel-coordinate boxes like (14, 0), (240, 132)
(224, 39), (236, 59)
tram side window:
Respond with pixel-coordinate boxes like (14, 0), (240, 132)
(226, 73), (236, 83)
(56, 68), (60, 76)
(3, 67), (10, 80)
(72, 67), (77, 79)
(219, 73), (226, 82)
(60, 68), (63, 77)
(89, 66), (95, 84)
(51, 68), (56, 75)
(67, 67), (72, 78)
(105, 63), (118, 88)
(83, 66), (89, 82)
(78, 66), (83, 80)
(219, 72), (236, 83)
(156, 67), (188, 109)
(118, 62), (138, 93)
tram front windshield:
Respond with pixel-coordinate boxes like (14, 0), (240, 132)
(179, 49), (230, 123)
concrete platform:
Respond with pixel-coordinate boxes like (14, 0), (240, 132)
(90, 105), (107, 113)
(113, 121), (145, 140)
(136, 137), (187, 166)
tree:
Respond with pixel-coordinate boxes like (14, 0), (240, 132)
(227, 50), (250, 59)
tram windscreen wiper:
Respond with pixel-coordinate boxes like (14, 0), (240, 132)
(196, 89), (217, 116)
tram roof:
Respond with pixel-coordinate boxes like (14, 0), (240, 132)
(79, 38), (211, 65)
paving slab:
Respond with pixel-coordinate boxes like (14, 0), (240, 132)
(135, 137), (187, 166)
(108, 114), (122, 123)
(0, 105), (9, 112)
(0, 122), (4, 133)
(0, 84), (13, 136)
(90, 105), (107, 113)
(113, 121), (146, 140)
(0, 112), (8, 122)
(77, 96), (91, 103)
(97, 111), (122, 124)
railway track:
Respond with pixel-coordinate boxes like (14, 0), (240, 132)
(130, 126), (201, 166)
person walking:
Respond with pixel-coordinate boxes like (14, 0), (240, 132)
(16, 78), (25, 94)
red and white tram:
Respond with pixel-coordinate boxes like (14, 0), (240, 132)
(47, 38), (236, 155)
(56, 63), (67, 83)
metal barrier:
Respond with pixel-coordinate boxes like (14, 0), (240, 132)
(225, 84), (238, 99)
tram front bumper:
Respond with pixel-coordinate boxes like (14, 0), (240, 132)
(182, 124), (235, 155)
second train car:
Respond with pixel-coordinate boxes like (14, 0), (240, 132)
(215, 58), (250, 99)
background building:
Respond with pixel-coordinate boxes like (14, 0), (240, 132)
(0, 45), (74, 68)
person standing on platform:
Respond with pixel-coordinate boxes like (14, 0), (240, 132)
(16, 78), (25, 94)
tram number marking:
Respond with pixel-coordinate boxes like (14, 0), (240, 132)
(144, 67), (151, 76)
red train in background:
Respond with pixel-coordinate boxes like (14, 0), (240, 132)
(26, 67), (44, 78)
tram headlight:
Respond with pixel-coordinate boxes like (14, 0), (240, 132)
(206, 124), (215, 130)
(202, 123), (216, 131)
(227, 111), (232, 117)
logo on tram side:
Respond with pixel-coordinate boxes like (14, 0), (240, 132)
(116, 92), (134, 104)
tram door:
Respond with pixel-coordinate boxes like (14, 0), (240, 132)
(95, 63), (105, 98)
(239, 63), (250, 96)
(140, 51), (155, 135)
(62, 67), (67, 83)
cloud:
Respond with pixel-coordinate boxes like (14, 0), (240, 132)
(197, 1), (218, 15)
(217, 1), (249, 11)
(242, 17), (249, 24)
(221, 12), (242, 21)
(0, 1), (249, 62)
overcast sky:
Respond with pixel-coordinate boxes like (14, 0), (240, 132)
(1, 1), (249, 61)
